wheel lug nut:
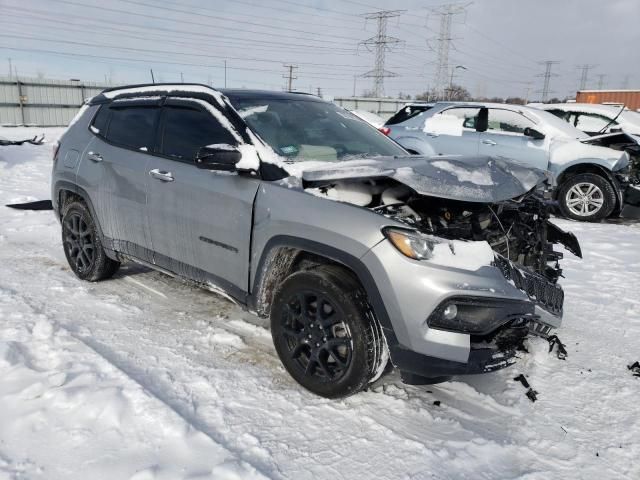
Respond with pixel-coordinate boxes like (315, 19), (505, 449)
(316, 343), (320, 347)
(322, 337), (327, 342)
(308, 334), (312, 339)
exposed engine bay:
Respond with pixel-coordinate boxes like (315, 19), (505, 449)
(304, 177), (582, 284)
(582, 131), (640, 184)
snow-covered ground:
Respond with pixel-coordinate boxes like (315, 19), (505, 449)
(1, 127), (639, 480)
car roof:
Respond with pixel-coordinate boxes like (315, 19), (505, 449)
(534, 103), (626, 114)
(92, 84), (321, 105)
(220, 88), (321, 101)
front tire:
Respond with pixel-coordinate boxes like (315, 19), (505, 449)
(61, 200), (120, 281)
(557, 173), (616, 222)
(270, 265), (387, 398)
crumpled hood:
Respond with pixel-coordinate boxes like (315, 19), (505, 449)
(301, 155), (548, 203)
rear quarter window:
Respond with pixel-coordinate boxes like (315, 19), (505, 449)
(90, 106), (110, 135)
(386, 105), (432, 126)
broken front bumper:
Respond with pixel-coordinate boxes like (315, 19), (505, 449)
(620, 184), (640, 219)
(362, 240), (564, 380)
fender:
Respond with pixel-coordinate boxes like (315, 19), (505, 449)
(554, 162), (625, 207)
(249, 235), (400, 348)
(53, 180), (115, 258)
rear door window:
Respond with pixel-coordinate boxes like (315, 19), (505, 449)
(160, 105), (237, 161)
(106, 106), (159, 151)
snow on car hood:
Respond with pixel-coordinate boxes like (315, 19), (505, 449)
(301, 155), (547, 203)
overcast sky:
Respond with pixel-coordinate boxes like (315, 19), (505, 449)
(1, 0), (638, 100)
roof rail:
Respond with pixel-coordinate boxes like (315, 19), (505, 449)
(101, 82), (216, 94)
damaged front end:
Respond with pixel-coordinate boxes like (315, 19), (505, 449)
(302, 156), (582, 376)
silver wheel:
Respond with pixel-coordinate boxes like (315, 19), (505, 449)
(565, 182), (604, 217)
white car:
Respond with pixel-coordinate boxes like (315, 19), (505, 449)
(534, 103), (640, 137)
(349, 109), (386, 129)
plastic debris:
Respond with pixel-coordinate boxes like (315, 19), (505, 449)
(0, 134), (45, 146)
(513, 374), (538, 402)
(547, 335), (567, 360)
(5, 200), (53, 210)
(628, 361), (640, 377)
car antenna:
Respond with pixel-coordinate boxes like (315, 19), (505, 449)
(598, 104), (625, 135)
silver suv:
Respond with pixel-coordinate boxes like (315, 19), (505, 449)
(52, 84), (581, 398)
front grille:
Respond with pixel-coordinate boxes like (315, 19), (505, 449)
(493, 254), (564, 316)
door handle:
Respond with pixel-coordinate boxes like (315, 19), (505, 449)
(87, 151), (103, 162)
(482, 139), (497, 146)
(426, 132), (439, 138)
(149, 168), (174, 182)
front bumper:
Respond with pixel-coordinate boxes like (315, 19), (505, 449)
(361, 240), (563, 378)
(620, 184), (640, 219)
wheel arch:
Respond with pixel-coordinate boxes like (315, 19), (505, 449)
(54, 181), (114, 256)
(249, 236), (398, 345)
(554, 162), (623, 210)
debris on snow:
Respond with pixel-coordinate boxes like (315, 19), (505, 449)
(0, 134), (45, 146)
(513, 374), (538, 402)
(5, 200), (53, 210)
(513, 374), (531, 389)
(627, 361), (640, 377)
(547, 335), (568, 360)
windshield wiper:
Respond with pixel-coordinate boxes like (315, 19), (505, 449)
(598, 104), (626, 135)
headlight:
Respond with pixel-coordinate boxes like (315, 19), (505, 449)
(383, 227), (440, 260)
(427, 297), (535, 335)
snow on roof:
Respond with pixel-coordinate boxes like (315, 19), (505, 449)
(103, 84), (227, 108)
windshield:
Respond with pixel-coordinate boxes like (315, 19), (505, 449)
(226, 96), (407, 162)
(619, 110), (640, 129)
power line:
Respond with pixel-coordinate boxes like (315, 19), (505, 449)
(360, 10), (404, 97)
(536, 60), (560, 102)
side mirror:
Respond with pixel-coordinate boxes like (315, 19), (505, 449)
(524, 127), (545, 140)
(195, 145), (241, 171)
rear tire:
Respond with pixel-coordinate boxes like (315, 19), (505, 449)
(61, 200), (120, 281)
(557, 173), (616, 222)
(270, 265), (387, 398)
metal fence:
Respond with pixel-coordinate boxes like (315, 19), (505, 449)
(0, 76), (110, 126)
(0, 77), (408, 126)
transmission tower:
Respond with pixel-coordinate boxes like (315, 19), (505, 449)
(360, 10), (404, 98)
(536, 60), (560, 102)
(596, 74), (606, 90)
(283, 64), (298, 92)
(576, 64), (596, 90)
(428, 3), (470, 99)
(622, 75), (630, 89)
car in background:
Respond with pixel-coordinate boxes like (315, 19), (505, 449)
(385, 102), (635, 221)
(349, 109), (386, 130)
(533, 103), (640, 192)
(533, 103), (640, 137)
